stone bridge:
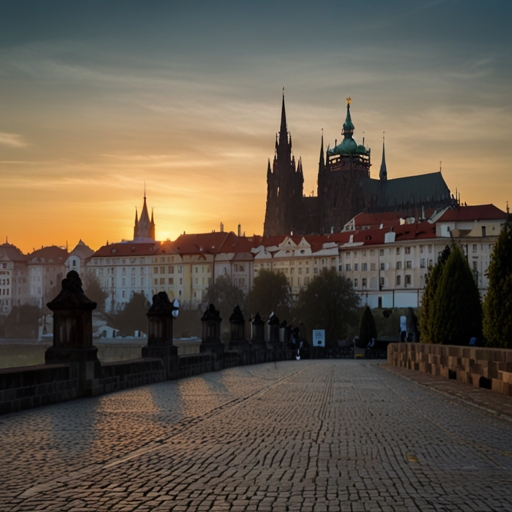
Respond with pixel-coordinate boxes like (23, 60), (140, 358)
(1, 360), (512, 511)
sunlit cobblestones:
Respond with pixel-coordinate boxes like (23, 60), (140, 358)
(1, 361), (511, 511)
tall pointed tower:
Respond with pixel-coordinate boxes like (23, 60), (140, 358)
(263, 92), (304, 236)
(133, 191), (156, 241)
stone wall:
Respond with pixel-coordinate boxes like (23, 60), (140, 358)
(0, 364), (79, 414)
(388, 343), (512, 397)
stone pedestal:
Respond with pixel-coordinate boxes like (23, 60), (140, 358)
(200, 304), (224, 371)
(141, 291), (179, 379)
(229, 305), (251, 365)
(45, 271), (100, 394)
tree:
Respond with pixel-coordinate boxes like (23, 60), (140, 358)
(293, 268), (360, 349)
(82, 271), (109, 313)
(246, 269), (291, 321)
(205, 275), (246, 326)
(358, 305), (377, 349)
(420, 245), (451, 344)
(483, 217), (512, 348)
(4, 305), (42, 339)
(430, 243), (482, 345)
(111, 291), (150, 337)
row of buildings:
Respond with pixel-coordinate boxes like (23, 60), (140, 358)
(1, 200), (506, 316)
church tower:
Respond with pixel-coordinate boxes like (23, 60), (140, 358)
(133, 191), (156, 241)
(263, 92), (304, 236)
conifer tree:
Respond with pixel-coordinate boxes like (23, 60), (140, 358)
(483, 216), (512, 348)
(358, 305), (377, 348)
(430, 244), (482, 345)
(420, 245), (451, 343)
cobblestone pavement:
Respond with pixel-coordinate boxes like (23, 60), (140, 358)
(1, 360), (512, 511)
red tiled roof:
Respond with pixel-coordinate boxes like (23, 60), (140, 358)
(0, 243), (27, 262)
(438, 204), (506, 222)
(28, 245), (68, 264)
(91, 242), (161, 258)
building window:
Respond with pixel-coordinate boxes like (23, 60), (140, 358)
(314, 267), (318, 274)
(473, 244), (477, 253)
(380, 263), (385, 270)
(370, 263), (376, 271)
(406, 261), (412, 269)
(420, 258), (426, 268)
(405, 275), (412, 286)
(405, 247), (411, 254)
(305, 277), (310, 285)
(161, 267), (165, 274)
(379, 249), (384, 256)
(396, 248), (400, 255)
(346, 253), (351, 259)
(154, 278), (158, 285)
(354, 263), (358, 271)
(168, 278), (174, 285)
(354, 278), (358, 288)
(396, 261), (401, 269)
(346, 264), (351, 272)
(362, 278), (367, 289)
(160, 278), (165, 285)
(396, 275), (401, 286)
(362, 263), (367, 271)
(154, 267), (158, 274)
(380, 277), (385, 288)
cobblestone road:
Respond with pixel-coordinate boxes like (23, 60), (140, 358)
(1, 360), (511, 511)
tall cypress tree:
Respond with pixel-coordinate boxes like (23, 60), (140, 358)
(430, 244), (482, 345)
(358, 305), (377, 348)
(420, 245), (451, 343)
(483, 216), (512, 348)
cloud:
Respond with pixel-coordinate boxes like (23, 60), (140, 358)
(0, 132), (27, 148)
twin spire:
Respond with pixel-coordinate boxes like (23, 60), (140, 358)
(133, 187), (156, 241)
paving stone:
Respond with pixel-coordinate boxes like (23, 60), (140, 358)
(0, 360), (511, 510)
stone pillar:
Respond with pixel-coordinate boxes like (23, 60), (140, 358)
(251, 313), (265, 363)
(268, 313), (280, 360)
(200, 304), (224, 370)
(141, 291), (179, 379)
(45, 271), (100, 395)
(229, 305), (250, 364)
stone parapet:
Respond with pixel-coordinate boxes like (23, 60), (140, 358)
(0, 364), (79, 414)
(388, 343), (512, 397)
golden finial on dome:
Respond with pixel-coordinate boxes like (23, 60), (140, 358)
(346, 97), (352, 105)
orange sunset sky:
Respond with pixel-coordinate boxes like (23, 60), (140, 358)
(1, 1), (511, 254)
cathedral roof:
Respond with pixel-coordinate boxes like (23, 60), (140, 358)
(371, 172), (450, 209)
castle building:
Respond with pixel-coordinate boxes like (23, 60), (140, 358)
(264, 96), (453, 236)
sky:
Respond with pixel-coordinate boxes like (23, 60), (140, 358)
(1, 0), (511, 254)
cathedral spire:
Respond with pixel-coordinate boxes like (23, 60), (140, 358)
(319, 129), (325, 169)
(279, 88), (287, 143)
(379, 132), (387, 181)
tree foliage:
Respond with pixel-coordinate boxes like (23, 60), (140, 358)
(293, 268), (360, 349)
(205, 275), (246, 327)
(420, 245), (451, 344)
(82, 271), (109, 313)
(358, 305), (377, 348)
(246, 269), (291, 321)
(111, 291), (150, 337)
(4, 305), (41, 339)
(430, 244), (482, 345)
(483, 217), (512, 348)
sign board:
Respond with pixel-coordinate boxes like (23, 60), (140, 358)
(312, 329), (325, 347)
